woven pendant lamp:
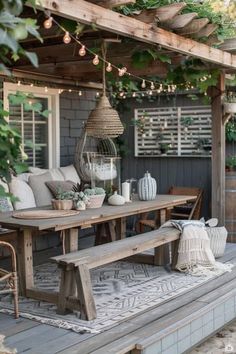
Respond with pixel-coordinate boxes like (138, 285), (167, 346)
(85, 46), (124, 138)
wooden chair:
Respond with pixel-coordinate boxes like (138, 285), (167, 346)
(0, 241), (19, 319)
(137, 186), (203, 232)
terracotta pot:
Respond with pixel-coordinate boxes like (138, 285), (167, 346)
(51, 199), (73, 210)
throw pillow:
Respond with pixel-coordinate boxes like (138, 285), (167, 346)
(48, 168), (64, 181)
(45, 180), (75, 198)
(59, 165), (80, 184)
(9, 178), (36, 210)
(28, 172), (53, 207)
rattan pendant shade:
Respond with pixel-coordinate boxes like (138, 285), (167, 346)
(85, 43), (124, 138)
(85, 94), (124, 138)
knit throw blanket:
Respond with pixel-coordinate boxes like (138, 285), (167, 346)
(163, 220), (232, 276)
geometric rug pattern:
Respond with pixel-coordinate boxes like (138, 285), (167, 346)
(0, 260), (233, 333)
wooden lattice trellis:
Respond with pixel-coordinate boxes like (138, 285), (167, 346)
(134, 106), (212, 157)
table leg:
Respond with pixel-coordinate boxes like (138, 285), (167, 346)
(116, 217), (126, 240)
(154, 209), (170, 265)
(17, 229), (34, 296)
(64, 228), (78, 253)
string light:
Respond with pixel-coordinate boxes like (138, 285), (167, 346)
(45, 86), (48, 93)
(63, 31), (71, 44)
(106, 63), (112, 72)
(93, 55), (99, 65)
(17, 80), (21, 86)
(141, 80), (146, 89)
(30, 83), (34, 87)
(42, 15), (197, 97)
(43, 16), (53, 29)
(79, 45), (86, 56)
(96, 92), (100, 97)
(118, 68), (125, 77)
(69, 89), (72, 92)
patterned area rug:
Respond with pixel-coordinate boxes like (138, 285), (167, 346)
(0, 260), (233, 333)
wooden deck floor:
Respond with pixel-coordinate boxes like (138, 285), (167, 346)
(1, 243), (236, 354)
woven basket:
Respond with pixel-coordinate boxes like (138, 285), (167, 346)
(51, 199), (73, 210)
(206, 226), (228, 258)
(87, 194), (105, 209)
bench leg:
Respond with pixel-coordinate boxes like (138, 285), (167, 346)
(171, 239), (180, 270)
(74, 264), (96, 321)
(154, 245), (170, 266)
(64, 228), (78, 253)
(116, 217), (126, 240)
(57, 266), (75, 315)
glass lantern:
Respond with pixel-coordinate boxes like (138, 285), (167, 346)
(89, 155), (121, 196)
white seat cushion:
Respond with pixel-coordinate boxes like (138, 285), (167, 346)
(59, 165), (80, 184)
(9, 178), (36, 210)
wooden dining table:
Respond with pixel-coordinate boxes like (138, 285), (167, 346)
(0, 194), (196, 300)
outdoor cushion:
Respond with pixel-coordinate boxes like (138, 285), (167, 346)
(28, 172), (53, 207)
(45, 180), (75, 198)
(59, 165), (80, 184)
(29, 167), (64, 181)
(9, 178), (36, 210)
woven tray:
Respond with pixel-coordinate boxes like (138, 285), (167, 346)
(12, 210), (80, 219)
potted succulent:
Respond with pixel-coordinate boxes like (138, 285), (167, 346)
(159, 143), (170, 155)
(73, 191), (90, 210)
(51, 189), (75, 210)
(226, 155), (236, 172)
(84, 187), (106, 208)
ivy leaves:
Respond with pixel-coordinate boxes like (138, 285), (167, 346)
(132, 49), (171, 68)
(0, 0), (41, 75)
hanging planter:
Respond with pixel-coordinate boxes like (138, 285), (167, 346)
(224, 102), (236, 114)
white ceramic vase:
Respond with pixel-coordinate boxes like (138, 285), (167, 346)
(108, 191), (125, 206)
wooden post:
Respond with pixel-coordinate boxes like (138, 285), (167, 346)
(209, 73), (225, 225)
(116, 217), (126, 240)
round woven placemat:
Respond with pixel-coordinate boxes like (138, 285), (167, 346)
(12, 210), (80, 219)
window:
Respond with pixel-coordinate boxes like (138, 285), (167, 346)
(4, 83), (60, 168)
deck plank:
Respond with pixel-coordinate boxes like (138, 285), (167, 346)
(0, 244), (235, 354)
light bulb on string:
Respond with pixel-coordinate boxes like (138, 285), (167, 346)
(119, 92), (124, 97)
(17, 80), (21, 86)
(43, 16), (53, 29)
(150, 82), (155, 90)
(148, 90), (153, 96)
(141, 80), (146, 89)
(106, 63), (112, 72)
(79, 45), (86, 56)
(118, 68), (125, 77)
(78, 91), (82, 96)
(93, 55), (99, 65)
(58, 89), (63, 94)
(63, 31), (71, 44)
(30, 83), (34, 87)
(69, 89), (72, 92)
(132, 92), (136, 98)
(45, 86), (48, 93)
(96, 92), (100, 97)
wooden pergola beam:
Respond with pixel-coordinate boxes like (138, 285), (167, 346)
(33, 0), (236, 69)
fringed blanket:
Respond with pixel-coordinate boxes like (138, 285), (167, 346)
(163, 220), (232, 276)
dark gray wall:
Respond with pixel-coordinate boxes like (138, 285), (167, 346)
(119, 95), (212, 218)
(60, 90), (97, 166)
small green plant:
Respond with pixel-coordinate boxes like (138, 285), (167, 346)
(226, 155), (236, 170)
(226, 118), (236, 142)
(55, 189), (75, 200)
(181, 116), (194, 127)
(196, 138), (211, 149)
(84, 187), (105, 196)
(159, 143), (170, 154)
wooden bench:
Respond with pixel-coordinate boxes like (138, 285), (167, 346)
(51, 226), (180, 321)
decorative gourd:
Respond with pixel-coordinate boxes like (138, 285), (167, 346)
(138, 172), (157, 201)
(108, 191), (125, 206)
